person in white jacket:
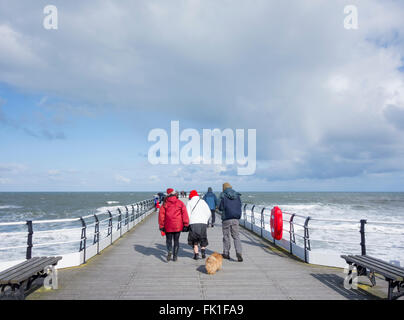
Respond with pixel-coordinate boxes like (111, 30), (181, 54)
(186, 190), (211, 260)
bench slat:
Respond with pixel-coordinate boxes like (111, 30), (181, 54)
(0, 257), (45, 281)
(361, 255), (404, 275)
(350, 257), (402, 280)
(0, 257), (61, 284)
(350, 255), (404, 279)
(0, 257), (55, 282)
(0, 259), (50, 284)
(0, 257), (42, 279)
(1, 257), (61, 284)
(13, 258), (61, 283)
(342, 255), (403, 281)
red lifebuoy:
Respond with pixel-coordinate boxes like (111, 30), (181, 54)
(271, 206), (283, 240)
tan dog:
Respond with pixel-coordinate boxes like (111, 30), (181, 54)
(205, 252), (223, 275)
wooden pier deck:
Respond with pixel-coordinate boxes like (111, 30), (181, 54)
(27, 199), (382, 300)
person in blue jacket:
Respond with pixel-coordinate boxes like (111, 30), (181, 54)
(203, 187), (218, 227)
(218, 182), (243, 262)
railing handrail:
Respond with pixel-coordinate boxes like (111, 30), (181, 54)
(0, 199), (154, 227)
(242, 203), (404, 226)
(0, 198), (155, 262)
(240, 201), (404, 264)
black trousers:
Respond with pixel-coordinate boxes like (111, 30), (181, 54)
(211, 209), (216, 224)
(166, 232), (181, 252)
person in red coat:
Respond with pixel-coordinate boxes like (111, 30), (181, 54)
(158, 188), (189, 262)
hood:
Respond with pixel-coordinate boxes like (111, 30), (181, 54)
(223, 188), (241, 200)
(165, 195), (177, 204)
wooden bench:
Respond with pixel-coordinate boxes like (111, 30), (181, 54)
(0, 256), (62, 300)
(341, 255), (404, 300)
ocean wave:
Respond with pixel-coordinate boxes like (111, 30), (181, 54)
(106, 201), (119, 204)
(96, 205), (122, 215)
(0, 205), (22, 209)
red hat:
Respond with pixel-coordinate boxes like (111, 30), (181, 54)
(166, 188), (174, 194)
(189, 190), (199, 199)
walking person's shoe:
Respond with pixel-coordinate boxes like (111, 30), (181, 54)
(193, 253), (200, 260)
(167, 251), (172, 262)
(236, 253), (243, 262)
(173, 247), (179, 262)
(222, 253), (230, 260)
(201, 249), (206, 259)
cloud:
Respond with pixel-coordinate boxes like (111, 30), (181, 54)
(384, 104), (404, 131)
(0, 178), (11, 184)
(1, 0), (404, 187)
(0, 98), (68, 140)
(115, 174), (131, 184)
(0, 24), (42, 69)
(0, 163), (27, 174)
(48, 169), (61, 176)
(23, 128), (66, 140)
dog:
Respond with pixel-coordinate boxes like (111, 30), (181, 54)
(205, 252), (223, 275)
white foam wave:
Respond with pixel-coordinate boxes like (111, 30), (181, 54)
(96, 205), (122, 215)
(0, 205), (22, 209)
(106, 201), (119, 204)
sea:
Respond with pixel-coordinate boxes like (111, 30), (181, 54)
(0, 192), (403, 266)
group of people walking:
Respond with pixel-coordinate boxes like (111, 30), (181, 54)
(158, 183), (243, 262)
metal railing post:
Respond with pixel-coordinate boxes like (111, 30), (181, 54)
(93, 214), (99, 254)
(303, 217), (311, 263)
(131, 205), (135, 222)
(360, 219), (367, 256)
(243, 203), (247, 227)
(107, 210), (113, 245)
(125, 206), (129, 230)
(289, 214), (296, 254)
(260, 208), (265, 238)
(26, 220), (33, 260)
(79, 217), (87, 264)
(251, 205), (255, 232)
(117, 208), (122, 237)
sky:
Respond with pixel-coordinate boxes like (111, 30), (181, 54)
(1, 0), (404, 192)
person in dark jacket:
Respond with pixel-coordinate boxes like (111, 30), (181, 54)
(203, 187), (218, 227)
(159, 188), (190, 262)
(218, 182), (243, 262)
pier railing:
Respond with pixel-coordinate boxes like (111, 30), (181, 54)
(0, 199), (155, 270)
(239, 203), (404, 268)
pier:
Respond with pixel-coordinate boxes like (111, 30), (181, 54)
(25, 199), (384, 300)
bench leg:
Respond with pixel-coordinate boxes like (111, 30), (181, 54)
(8, 283), (25, 300)
(367, 271), (376, 287)
(388, 280), (404, 300)
(43, 265), (58, 290)
(0, 284), (17, 300)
